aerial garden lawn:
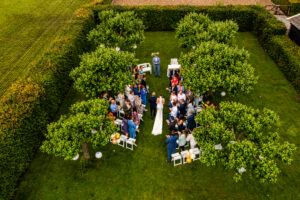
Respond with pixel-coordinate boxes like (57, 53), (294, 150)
(15, 32), (300, 200)
(0, 0), (91, 97)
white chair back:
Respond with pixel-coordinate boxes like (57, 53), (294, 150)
(137, 63), (152, 74)
(171, 58), (178, 65)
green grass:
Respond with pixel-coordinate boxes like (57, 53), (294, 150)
(0, 0), (91, 97)
(15, 32), (300, 200)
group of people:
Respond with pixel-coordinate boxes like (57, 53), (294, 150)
(165, 69), (202, 163)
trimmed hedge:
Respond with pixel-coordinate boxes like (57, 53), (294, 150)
(0, 4), (95, 200)
(93, 5), (299, 92)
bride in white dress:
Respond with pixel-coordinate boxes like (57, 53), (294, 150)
(152, 95), (165, 135)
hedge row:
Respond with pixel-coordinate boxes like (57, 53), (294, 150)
(0, 5), (95, 200)
(93, 4), (299, 92)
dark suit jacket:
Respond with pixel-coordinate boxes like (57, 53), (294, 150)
(166, 135), (178, 149)
(187, 114), (196, 131)
(178, 102), (187, 116)
(148, 96), (157, 108)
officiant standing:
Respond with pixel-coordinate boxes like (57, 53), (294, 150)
(152, 54), (161, 77)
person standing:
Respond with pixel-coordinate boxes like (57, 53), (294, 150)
(128, 117), (137, 139)
(140, 85), (147, 106)
(152, 54), (161, 77)
(166, 131), (178, 162)
(148, 92), (157, 119)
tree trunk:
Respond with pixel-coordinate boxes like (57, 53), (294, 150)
(82, 142), (91, 159)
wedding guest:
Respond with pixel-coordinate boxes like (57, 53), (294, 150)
(128, 91), (135, 107)
(140, 85), (147, 106)
(186, 99), (195, 116)
(132, 108), (139, 125)
(166, 116), (177, 134)
(139, 65), (145, 79)
(123, 99), (132, 115)
(141, 76), (147, 88)
(128, 117), (137, 139)
(177, 81), (185, 93)
(177, 114), (185, 132)
(117, 92), (125, 108)
(133, 65), (139, 80)
(148, 92), (157, 119)
(178, 99), (186, 116)
(110, 99), (120, 117)
(186, 110), (196, 131)
(194, 93), (202, 107)
(169, 91), (177, 105)
(166, 131), (178, 162)
(122, 114), (129, 136)
(167, 83), (177, 94)
(177, 90), (186, 102)
(185, 129), (197, 148)
(171, 74), (179, 86)
(133, 84), (139, 96)
(134, 95), (143, 115)
(178, 131), (186, 151)
(169, 102), (178, 121)
(153, 54), (161, 77)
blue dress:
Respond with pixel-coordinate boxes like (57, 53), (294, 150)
(140, 88), (147, 105)
(128, 120), (137, 139)
(133, 87), (139, 96)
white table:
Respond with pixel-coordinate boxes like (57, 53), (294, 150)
(167, 64), (181, 77)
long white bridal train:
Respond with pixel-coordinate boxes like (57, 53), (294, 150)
(152, 97), (164, 135)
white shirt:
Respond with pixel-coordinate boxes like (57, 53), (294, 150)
(128, 94), (135, 105)
(186, 134), (197, 148)
(155, 57), (158, 62)
(171, 106), (178, 118)
(177, 93), (186, 101)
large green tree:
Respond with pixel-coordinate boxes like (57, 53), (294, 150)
(193, 101), (296, 183)
(175, 12), (238, 48)
(40, 99), (117, 160)
(179, 41), (258, 95)
(88, 10), (145, 50)
(70, 46), (136, 97)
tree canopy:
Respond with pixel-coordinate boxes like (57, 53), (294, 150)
(179, 41), (258, 95)
(193, 101), (296, 183)
(88, 10), (145, 50)
(70, 46), (136, 97)
(175, 12), (238, 48)
(40, 99), (117, 160)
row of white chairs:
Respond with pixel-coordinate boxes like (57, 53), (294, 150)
(110, 134), (137, 151)
(171, 148), (201, 166)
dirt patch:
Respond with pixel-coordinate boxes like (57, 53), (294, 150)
(112, 0), (273, 6)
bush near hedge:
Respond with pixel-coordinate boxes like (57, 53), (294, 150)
(92, 4), (299, 93)
(0, 5), (95, 200)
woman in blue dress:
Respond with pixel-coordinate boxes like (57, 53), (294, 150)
(140, 85), (147, 106)
(133, 83), (139, 96)
(128, 117), (137, 139)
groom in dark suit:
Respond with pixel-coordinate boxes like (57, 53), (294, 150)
(148, 92), (157, 119)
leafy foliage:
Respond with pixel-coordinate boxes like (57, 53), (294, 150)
(193, 102), (296, 183)
(175, 12), (238, 48)
(40, 99), (117, 160)
(179, 41), (258, 95)
(88, 10), (145, 50)
(70, 46), (136, 97)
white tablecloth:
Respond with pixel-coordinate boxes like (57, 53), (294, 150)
(167, 64), (181, 77)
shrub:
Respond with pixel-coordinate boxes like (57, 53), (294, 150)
(88, 10), (145, 50)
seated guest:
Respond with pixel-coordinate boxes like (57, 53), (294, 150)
(177, 114), (185, 132)
(186, 110), (196, 131)
(186, 99), (195, 116)
(177, 82), (185, 93)
(110, 99), (120, 117)
(117, 92), (125, 108)
(141, 76), (147, 88)
(123, 99), (132, 115)
(177, 90), (186, 102)
(178, 131), (186, 151)
(140, 85), (147, 106)
(166, 131), (178, 162)
(166, 116), (177, 134)
(128, 117), (137, 139)
(178, 99), (186, 116)
(133, 84), (140, 96)
(185, 129), (197, 148)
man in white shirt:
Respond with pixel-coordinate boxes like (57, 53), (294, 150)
(177, 90), (186, 102)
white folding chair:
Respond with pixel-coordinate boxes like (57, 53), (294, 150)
(118, 135), (128, 147)
(171, 153), (182, 166)
(180, 150), (189, 164)
(171, 58), (178, 65)
(126, 138), (137, 150)
(191, 148), (201, 161)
